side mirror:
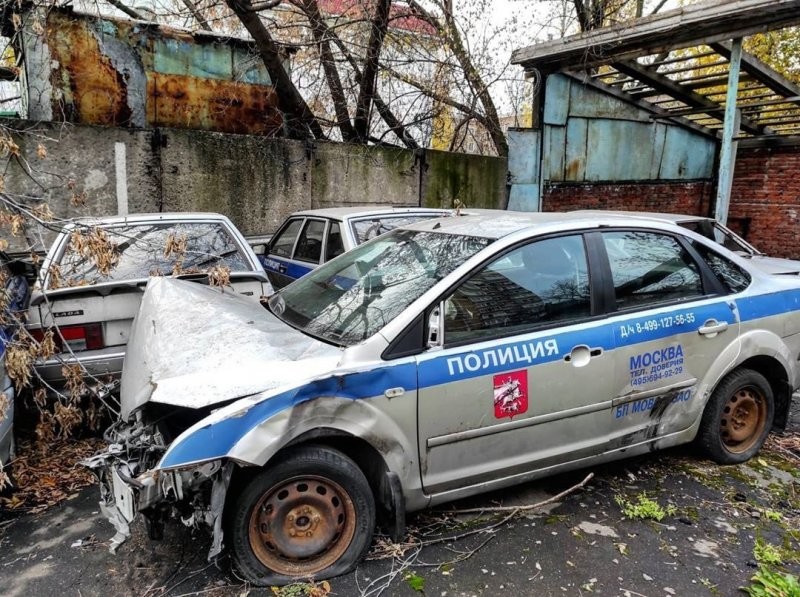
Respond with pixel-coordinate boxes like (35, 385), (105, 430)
(427, 304), (442, 348)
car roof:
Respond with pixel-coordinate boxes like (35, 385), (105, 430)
(69, 212), (231, 226)
(290, 206), (453, 220)
(572, 210), (709, 224)
(402, 209), (693, 239)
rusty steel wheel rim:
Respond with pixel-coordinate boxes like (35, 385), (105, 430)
(720, 386), (767, 454)
(248, 475), (357, 576)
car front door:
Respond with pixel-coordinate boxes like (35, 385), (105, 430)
(416, 233), (618, 496)
(599, 229), (736, 447)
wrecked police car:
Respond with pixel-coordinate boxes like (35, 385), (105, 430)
(87, 211), (800, 585)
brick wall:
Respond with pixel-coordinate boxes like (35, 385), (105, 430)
(729, 145), (800, 260)
(541, 180), (714, 217)
(540, 144), (800, 261)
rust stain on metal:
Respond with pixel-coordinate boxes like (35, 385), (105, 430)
(148, 74), (283, 135)
(39, 8), (283, 135)
(564, 159), (583, 181)
(47, 17), (132, 126)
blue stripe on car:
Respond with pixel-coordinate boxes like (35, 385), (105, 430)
(160, 363), (417, 468)
(264, 256), (315, 281)
(159, 289), (800, 469)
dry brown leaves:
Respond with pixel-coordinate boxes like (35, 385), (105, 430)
(0, 210), (25, 237)
(48, 263), (63, 289)
(0, 133), (20, 157)
(207, 264), (231, 288)
(0, 392), (8, 424)
(163, 232), (188, 259)
(69, 228), (119, 277)
(0, 437), (103, 514)
(5, 343), (33, 391)
(31, 202), (54, 223)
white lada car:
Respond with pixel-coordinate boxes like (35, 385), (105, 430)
(86, 210), (800, 586)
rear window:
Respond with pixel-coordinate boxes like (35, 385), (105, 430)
(350, 214), (444, 244)
(51, 222), (252, 288)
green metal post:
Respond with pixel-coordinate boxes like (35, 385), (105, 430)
(715, 37), (743, 226)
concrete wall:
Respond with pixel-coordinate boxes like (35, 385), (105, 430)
(0, 120), (508, 252)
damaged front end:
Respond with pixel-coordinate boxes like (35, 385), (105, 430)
(83, 277), (343, 559)
(82, 410), (233, 559)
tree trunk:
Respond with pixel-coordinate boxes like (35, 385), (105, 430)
(295, 0), (358, 142)
(225, 0), (324, 140)
(353, 0), (391, 142)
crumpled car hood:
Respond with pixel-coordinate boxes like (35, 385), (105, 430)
(120, 277), (342, 420)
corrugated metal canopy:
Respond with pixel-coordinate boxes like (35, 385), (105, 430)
(512, 0), (800, 143)
(572, 45), (800, 141)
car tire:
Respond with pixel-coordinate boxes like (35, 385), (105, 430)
(697, 368), (774, 464)
(228, 444), (375, 586)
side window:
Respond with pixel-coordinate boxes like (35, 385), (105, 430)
(692, 241), (751, 293)
(325, 222), (345, 262)
(271, 219), (303, 258)
(443, 235), (591, 344)
(294, 219), (326, 264)
(603, 231), (703, 310)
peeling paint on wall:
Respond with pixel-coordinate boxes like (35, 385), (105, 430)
(23, 8), (283, 135)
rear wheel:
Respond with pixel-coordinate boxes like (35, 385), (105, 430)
(229, 445), (375, 586)
(698, 368), (773, 464)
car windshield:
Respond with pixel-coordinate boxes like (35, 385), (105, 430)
(270, 229), (491, 346)
(53, 222), (253, 288)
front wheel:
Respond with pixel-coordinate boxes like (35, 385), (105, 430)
(697, 368), (774, 464)
(228, 445), (376, 586)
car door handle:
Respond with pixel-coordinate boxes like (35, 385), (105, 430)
(698, 320), (728, 336)
(564, 345), (602, 366)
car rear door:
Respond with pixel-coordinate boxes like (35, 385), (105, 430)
(597, 229), (736, 446)
(264, 217), (327, 288)
(416, 233), (619, 496)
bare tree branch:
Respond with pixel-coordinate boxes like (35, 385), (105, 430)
(407, 0), (507, 155)
(295, 4), (419, 149)
(105, 0), (145, 20)
(180, 0), (213, 31)
(293, 0), (357, 142)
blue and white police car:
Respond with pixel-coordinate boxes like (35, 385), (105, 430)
(89, 210), (800, 585)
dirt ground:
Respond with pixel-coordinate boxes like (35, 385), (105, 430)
(2, 434), (800, 596)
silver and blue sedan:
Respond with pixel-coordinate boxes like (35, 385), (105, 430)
(259, 206), (454, 288)
(90, 210), (800, 586)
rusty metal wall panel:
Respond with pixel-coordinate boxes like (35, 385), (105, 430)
(33, 8), (282, 135)
(542, 125), (565, 181)
(153, 37), (234, 80)
(585, 120), (655, 180)
(544, 74), (570, 126)
(507, 129), (541, 211)
(46, 15), (134, 126)
(564, 118), (588, 181)
(148, 73), (283, 135)
(659, 126), (716, 179)
(534, 74), (716, 183)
